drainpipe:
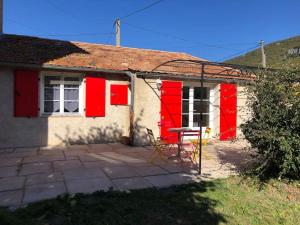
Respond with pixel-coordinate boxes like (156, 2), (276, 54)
(124, 71), (136, 145)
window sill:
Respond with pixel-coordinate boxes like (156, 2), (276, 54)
(41, 113), (84, 118)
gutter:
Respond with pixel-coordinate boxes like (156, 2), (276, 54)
(0, 61), (137, 145)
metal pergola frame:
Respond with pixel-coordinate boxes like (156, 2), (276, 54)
(147, 59), (260, 175)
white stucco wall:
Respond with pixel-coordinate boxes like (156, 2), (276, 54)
(133, 77), (161, 146)
(236, 85), (250, 138)
(0, 68), (130, 149)
(0, 67), (251, 149)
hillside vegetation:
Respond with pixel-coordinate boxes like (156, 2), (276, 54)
(225, 35), (300, 68)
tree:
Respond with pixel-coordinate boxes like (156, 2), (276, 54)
(241, 66), (300, 179)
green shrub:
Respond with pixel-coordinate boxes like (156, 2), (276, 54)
(241, 67), (300, 179)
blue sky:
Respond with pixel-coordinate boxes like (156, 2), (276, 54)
(4, 0), (300, 61)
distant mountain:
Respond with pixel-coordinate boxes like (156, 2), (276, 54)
(225, 35), (300, 69)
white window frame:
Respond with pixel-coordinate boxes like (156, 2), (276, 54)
(182, 83), (214, 135)
(40, 73), (84, 116)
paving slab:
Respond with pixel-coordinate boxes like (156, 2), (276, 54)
(88, 143), (113, 151)
(112, 177), (153, 191)
(0, 190), (23, 206)
(66, 177), (113, 194)
(0, 176), (25, 192)
(63, 149), (87, 157)
(78, 153), (107, 162)
(159, 164), (185, 173)
(107, 143), (128, 149)
(38, 150), (64, 156)
(0, 151), (37, 158)
(23, 154), (65, 163)
(40, 146), (67, 151)
(0, 166), (18, 178)
(0, 157), (22, 167)
(145, 173), (196, 188)
(100, 152), (147, 164)
(0, 142), (253, 207)
(23, 182), (67, 203)
(85, 153), (126, 165)
(82, 160), (126, 169)
(114, 147), (149, 153)
(63, 168), (107, 181)
(15, 147), (39, 152)
(0, 148), (14, 153)
(67, 145), (89, 150)
(103, 166), (138, 179)
(131, 165), (168, 176)
(127, 150), (152, 159)
(26, 172), (64, 186)
(20, 162), (52, 176)
(53, 160), (83, 171)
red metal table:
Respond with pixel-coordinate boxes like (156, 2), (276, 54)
(168, 127), (193, 157)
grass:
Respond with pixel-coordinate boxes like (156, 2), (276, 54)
(225, 35), (300, 68)
(0, 176), (299, 225)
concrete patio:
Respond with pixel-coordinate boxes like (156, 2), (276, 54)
(0, 141), (252, 207)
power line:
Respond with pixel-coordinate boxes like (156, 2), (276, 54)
(121, 0), (166, 19)
(41, 0), (81, 23)
(41, 32), (113, 37)
(106, 23), (116, 45)
(216, 45), (259, 62)
(7, 18), (49, 34)
(123, 22), (239, 51)
(7, 18), (113, 38)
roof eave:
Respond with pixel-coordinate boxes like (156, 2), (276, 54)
(0, 61), (131, 75)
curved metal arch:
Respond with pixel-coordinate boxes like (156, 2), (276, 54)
(150, 59), (259, 81)
(147, 59), (260, 175)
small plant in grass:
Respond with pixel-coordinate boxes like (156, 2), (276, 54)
(241, 65), (300, 179)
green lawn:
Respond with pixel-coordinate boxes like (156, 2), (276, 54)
(0, 177), (299, 225)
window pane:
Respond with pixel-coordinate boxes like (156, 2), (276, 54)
(44, 76), (60, 87)
(182, 101), (189, 113)
(193, 114), (209, 127)
(182, 114), (189, 127)
(64, 101), (79, 113)
(44, 101), (60, 113)
(194, 101), (209, 113)
(44, 88), (60, 101)
(64, 88), (79, 101)
(65, 84), (79, 88)
(64, 77), (79, 82)
(182, 86), (189, 99)
(194, 87), (209, 100)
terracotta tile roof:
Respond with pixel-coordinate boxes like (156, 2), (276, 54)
(0, 34), (201, 70)
(0, 34), (252, 80)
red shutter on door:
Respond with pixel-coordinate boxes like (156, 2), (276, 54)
(160, 81), (182, 144)
(85, 76), (106, 117)
(110, 84), (128, 105)
(220, 83), (237, 140)
(14, 70), (39, 117)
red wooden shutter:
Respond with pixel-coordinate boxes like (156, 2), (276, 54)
(14, 70), (39, 117)
(220, 83), (237, 140)
(110, 84), (128, 105)
(85, 76), (106, 117)
(160, 81), (182, 144)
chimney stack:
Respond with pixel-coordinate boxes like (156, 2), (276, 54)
(0, 0), (3, 34)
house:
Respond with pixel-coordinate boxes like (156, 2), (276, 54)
(0, 34), (249, 149)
